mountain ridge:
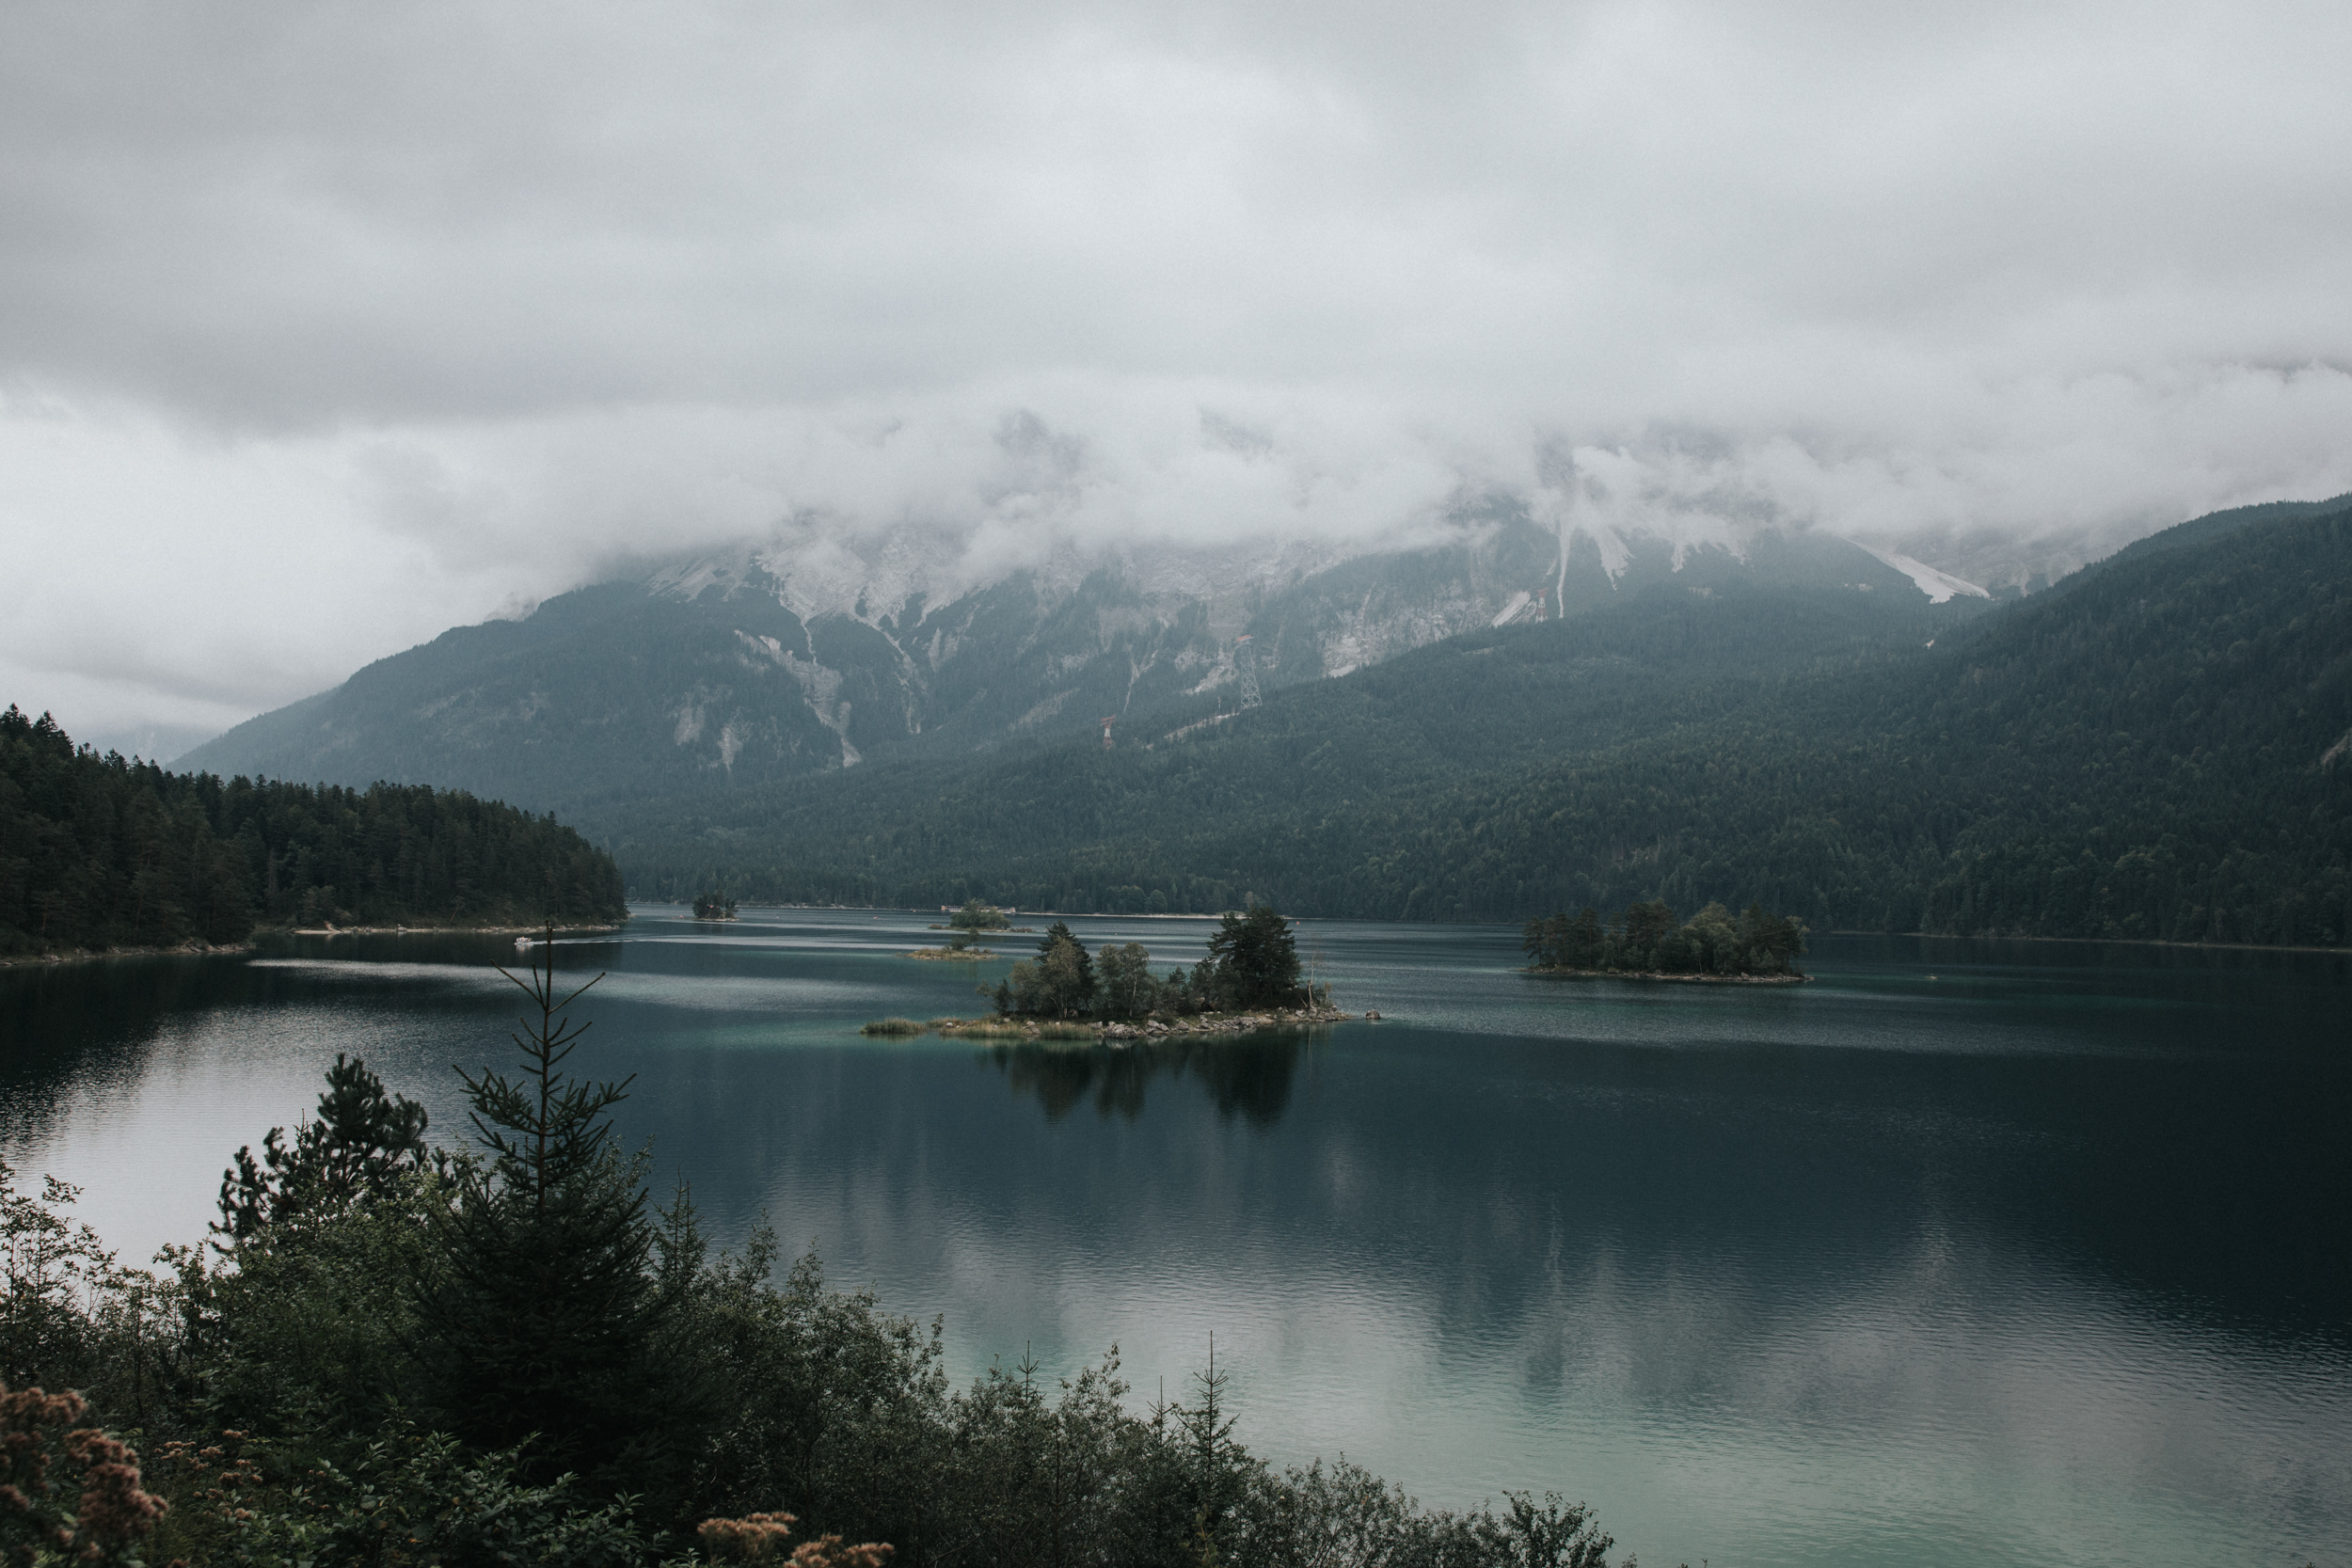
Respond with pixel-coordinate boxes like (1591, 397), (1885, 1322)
(614, 498), (2352, 946)
(181, 505), (1967, 809)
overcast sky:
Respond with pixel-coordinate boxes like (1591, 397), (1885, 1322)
(5, 0), (2350, 747)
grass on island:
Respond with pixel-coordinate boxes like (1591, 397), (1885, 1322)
(859, 1017), (927, 1036)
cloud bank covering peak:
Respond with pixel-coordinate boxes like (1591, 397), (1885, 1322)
(4, 0), (2349, 743)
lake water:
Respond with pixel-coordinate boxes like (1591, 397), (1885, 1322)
(3, 908), (2347, 1567)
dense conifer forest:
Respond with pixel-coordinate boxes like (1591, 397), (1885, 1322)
(0, 707), (626, 957)
(620, 501), (2352, 947)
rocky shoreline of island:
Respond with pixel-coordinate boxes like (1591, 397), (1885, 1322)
(865, 1001), (1372, 1041)
(1528, 966), (1810, 985)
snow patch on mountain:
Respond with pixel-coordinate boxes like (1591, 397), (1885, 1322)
(1014, 689), (1077, 732)
(736, 628), (862, 768)
(1858, 546), (1993, 603)
(1573, 525), (1632, 583)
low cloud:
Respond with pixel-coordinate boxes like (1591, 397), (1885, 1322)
(3, 0), (2349, 735)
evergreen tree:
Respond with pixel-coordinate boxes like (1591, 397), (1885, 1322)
(418, 925), (670, 1488)
(947, 899), (1009, 932)
(1562, 909), (1603, 968)
(1617, 899), (1674, 968)
(1035, 922), (1094, 996)
(997, 922), (1094, 1016)
(1206, 908), (1302, 1007)
(214, 1054), (430, 1246)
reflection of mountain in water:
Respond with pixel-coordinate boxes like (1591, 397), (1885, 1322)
(985, 1030), (1317, 1126)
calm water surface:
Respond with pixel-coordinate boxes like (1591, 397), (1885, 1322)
(3, 909), (2347, 1568)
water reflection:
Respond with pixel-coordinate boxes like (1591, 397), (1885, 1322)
(1, 952), (285, 1148)
(4, 915), (2349, 1568)
(983, 1029), (1323, 1125)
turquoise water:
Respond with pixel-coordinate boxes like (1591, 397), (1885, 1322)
(4, 908), (2347, 1567)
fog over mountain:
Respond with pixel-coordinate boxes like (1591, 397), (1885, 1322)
(4, 0), (2349, 750)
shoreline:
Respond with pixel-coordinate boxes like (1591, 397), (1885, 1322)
(869, 1004), (1369, 1042)
(1825, 928), (2352, 957)
(0, 939), (258, 969)
(638, 903), (2350, 957)
(293, 922), (628, 938)
(1528, 967), (1810, 985)
(2, 922), (629, 967)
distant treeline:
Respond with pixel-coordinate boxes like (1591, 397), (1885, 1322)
(0, 706), (625, 956)
(617, 503), (2352, 947)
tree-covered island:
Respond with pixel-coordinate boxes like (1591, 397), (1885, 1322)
(989, 907), (1343, 1026)
(943, 898), (1011, 933)
(905, 899), (1016, 959)
(890, 906), (1359, 1036)
(1524, 898), (1810, 982)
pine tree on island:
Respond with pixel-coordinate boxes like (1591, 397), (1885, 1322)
(946, 899), (1010, 932)
(985, 905), (1320, 1021)
(1205, 906), (1305, 1006)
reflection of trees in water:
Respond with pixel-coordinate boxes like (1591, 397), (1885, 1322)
(0, 956), (255, 1145)
(986, 1030), (1319, 1126)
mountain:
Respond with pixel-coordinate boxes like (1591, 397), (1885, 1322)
(614, 499), (2352, 947)
(182, 502), (1977, 824)
(75, 721), (220, 768)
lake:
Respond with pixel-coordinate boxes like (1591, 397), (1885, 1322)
(3, 908), (2347, 1567)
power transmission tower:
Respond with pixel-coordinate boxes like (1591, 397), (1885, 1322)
(1235, 634), (1261, 709)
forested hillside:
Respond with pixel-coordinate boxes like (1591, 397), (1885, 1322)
(626, 571), (1981, 888)
(624, 501), (2352, 947)
(0, 707), (626, 956)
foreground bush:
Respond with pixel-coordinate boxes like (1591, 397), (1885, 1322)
(0, 1382), (169, 1567)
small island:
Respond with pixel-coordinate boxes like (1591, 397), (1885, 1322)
(908, 897), (1012, 958)
(1524, 898), (1811, 983)
(882, 905), (1362, 1034)
(691, 889), (739, 921)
